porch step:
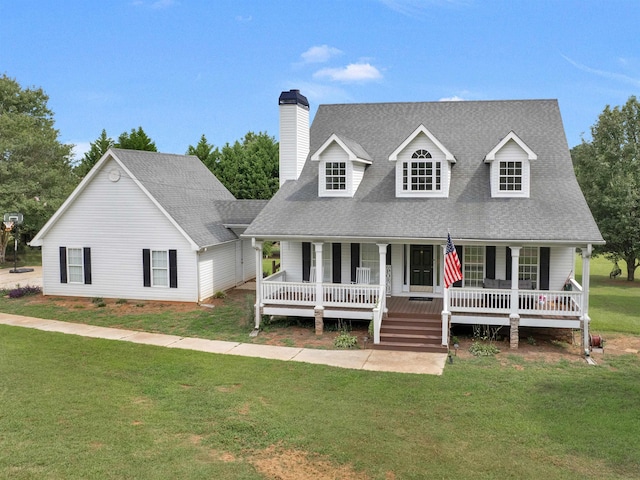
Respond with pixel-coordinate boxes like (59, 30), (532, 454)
(373, 315), (447, 353)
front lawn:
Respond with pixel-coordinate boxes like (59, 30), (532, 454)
(1, 325), (639, 479)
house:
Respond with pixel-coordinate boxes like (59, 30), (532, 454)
(244, 90), (604, 353)
(30, 148), (266, 302)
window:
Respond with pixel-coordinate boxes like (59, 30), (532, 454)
(360, 243), (380, 284)
(519, 246), (538, 288)
(152, 250), (169, 287)
(325, 162), (346, 190)
(403, 150), (441, 192)
(67, 248), (84, 283)
(499, 161), (522, 191)
(463, 246), (484, 287)
(143, 249), (177, 288)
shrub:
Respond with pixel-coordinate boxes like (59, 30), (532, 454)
(213, 290), (226, 299)
(115, 298), (128, 305)
(334, 331), (359, 349)
(469, 341), (500, 357)
(7, 285), (42, 298)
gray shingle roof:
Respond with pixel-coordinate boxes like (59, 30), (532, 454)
(244, 99), (603, 245)
(111, 149), (264, 248)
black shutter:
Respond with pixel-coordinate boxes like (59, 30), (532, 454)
(169, 250), (178, 288)
(332, 243), (341, 283)
(539, 247), (550, 290)
(143, 249), (151, 287)
(83, 247), (92, 285)
(302, 242), (311, 281)
(485, 246), (496, 280)
(505, 247), (512, 280)
(351, 243), (360, 283)
(59, 247), (67, 284)
(386, 244), (392, 265)
(453, 245), (463, 288)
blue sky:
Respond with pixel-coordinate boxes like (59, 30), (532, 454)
(2, 0), (639, 160)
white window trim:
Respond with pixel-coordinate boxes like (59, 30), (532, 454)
(389, 125), (454, 198)
(463, 246), (485, 288)
(67, 247), (84, 284)
(518, 246), (539, 289)
(151, 249), (169, 288)
(485, 131), (535, 198)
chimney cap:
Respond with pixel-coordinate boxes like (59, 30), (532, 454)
(279, 89), (309, 108)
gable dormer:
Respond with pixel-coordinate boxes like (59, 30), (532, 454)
(311, 134), (372, 197)
(484, 131), (536, 198)
(389, 125), (455, 198)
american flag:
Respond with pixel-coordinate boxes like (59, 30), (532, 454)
(444, 233), (462, 288)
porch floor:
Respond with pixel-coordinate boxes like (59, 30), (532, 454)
(386, 296), (443, 317)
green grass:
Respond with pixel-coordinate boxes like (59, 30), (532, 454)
(0, 290), (259, 344)
(1, 326), (639, 479)
(0, 246), (41, 269)
(575, 255), (640, 335)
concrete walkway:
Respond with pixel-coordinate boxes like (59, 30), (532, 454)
(0, 312), (448, 375)
(0, 267), (447, 375)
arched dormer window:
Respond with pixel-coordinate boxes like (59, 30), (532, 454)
(402, 149), (441, 192)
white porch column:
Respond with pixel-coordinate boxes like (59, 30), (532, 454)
(313, 242), (324, 335)
(509, 246), (521, 349)
(377, 243), (388, 289)
(441, 243), (450, 347)
(581, 244), (592, 355)
(252, 239), (263, 330)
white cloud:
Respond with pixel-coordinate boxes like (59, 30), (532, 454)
(235, 15), (253, 22)
(562, 54), (640, 88)
(301, 45), (343, 64)
(314, 63), (383, 83)
(439, 95), (465, 101)
(70, 142), (91, 164)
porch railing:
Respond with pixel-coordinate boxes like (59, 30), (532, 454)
(261, 271), (382, 308)
(449, 286), (583, 317)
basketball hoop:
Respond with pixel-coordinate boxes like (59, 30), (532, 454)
(3, 221), (13, 232)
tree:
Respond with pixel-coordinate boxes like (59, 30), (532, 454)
(116, 127), (157, 151)
(0, 74), (77, 258)
(187, 134), (220, 171)
(188, 131), (279, 199)
(571, 96), (640, 281)
(74, 129), (114, 177)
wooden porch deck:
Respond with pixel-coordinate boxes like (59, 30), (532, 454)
(386, 296), (443, 317)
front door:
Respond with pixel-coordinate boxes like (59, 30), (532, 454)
(410, 245), (433, 292)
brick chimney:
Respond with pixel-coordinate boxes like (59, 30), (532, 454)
(278, 89), (309, 186)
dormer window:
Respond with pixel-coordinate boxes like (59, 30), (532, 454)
(499, 160), (522, 191)
(485, 131), (536, 198)
(326, 162), (346, 191)
(311, 134), (372, 197)
(403, 149), (441, 192)
(389, 125), (455, 198)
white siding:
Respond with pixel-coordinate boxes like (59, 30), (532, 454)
(279, 104), (309, 186)
(391, 244), (405, 294)
(490, 140), (531, 198)
(40, 158), (198, 301)
(549, 247), (575, 290)
(241, 239), (256, 283)
(280, 241), (303, 282)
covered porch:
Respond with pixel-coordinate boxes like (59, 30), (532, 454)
(252, 240), (593, 351)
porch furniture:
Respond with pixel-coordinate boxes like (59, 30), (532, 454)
(355, 267), (371, 284)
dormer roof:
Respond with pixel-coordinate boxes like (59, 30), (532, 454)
(311, 133), (372, 164)
(389, 124), (456, 162)
(484, 130), (537, 162)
